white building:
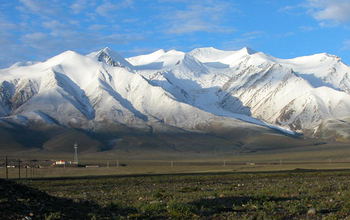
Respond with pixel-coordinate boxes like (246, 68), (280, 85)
(55, 160), (66, 165)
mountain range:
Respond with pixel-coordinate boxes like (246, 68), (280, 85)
(1, 46), (349, 154)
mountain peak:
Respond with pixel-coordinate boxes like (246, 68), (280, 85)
(319, 53), (341, 61)
(238, 47), (256, 55)
(154, 49), (166, 54)
(166, 49), (184, 54)
(191, 46), (256, 54)
(2, 46), (350, 143)
(88, 47), (133, 69)
(190, 47), (224, 54)
(44, 50), (84, 66)
(95, 47), (119, 58)
(187, 47), (257, 65)
(99, 47), (113, 54)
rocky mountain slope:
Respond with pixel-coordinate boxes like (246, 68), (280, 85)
(0, 46), (349, 152)
(128, 47), (350, 141)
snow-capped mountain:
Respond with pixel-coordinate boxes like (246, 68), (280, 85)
(127, 47), (350, 140)
(1, 46), (350, 145)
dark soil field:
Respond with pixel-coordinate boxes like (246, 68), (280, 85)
(2, 170), (350, 219)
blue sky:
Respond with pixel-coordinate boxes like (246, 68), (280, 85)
(1, 0), (350, 67)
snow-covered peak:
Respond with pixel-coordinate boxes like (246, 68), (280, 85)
(44, 50), (82, 66)
(283, 52), (341, 66)
(127, 49), (185, 69)
(126, 49), (166, 66)
(238, 47), (256, 55)
(189, 47), (235, 63)
(2, 46), (350, 141)
(129, 47), (260, 70)
(9, 61), (38, 68)
(88, 47), (133, 69)
(175, 53), (208, 75)
(188, 47), (258, 67)
(271, 51), (350, 92)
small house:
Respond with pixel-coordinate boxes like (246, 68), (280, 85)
(55, 160), (66, 165)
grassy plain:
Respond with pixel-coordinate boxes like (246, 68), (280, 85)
(2, 169), (350, 219)
(2, 141), (350, 179)
(1, 140), (350, 218)
(3, 161), (350, 179)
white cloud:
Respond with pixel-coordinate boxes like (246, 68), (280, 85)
(0, 16), (16, 30)
(19, 0), (44, 12)
(162, 0), (236, 34)
(96, 0), (134, 17)
(0, 0), (146, 67)
(342, 39), (350, 51)
(167, 22), (223, 34)
(18, 0), (61, 15)
(306, 0), (350, 24)
(16, 0), (140, 51)
(42, 20), (66, 29)
(20, 29), (143, 56)
(299, 25), (318, 31)
(278, 5), (301, 13)
(88, 24), (108, 31)
(221, 31), (265, 50)
(22, 32), (47, 41)
(70, 0), (93, 14)
(242, 31), (265, 39)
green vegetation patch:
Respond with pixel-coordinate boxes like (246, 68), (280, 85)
(2, 170), (350, 219)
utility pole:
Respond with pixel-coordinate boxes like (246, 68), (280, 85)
(18, 159), (21, 179)
(30, 161), (33, 178)
(5, 156), (8, 179)
(74, 142), (78, 165)
(30, 161), (35, 179)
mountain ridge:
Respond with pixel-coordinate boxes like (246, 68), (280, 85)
(0, 46), (350, 153)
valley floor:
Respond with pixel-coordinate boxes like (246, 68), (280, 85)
(2, 169), (350, 219)
(3, 160), (350, 179)
(2, 141), (350, 179)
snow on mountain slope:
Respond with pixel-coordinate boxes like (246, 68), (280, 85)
(127, 49), (185, 69)
(188, 47), (255, 67)
(126, 49), (166, 66)
(88, 47), (133, 69)
(130, 47), (350, 138)
(0, 48), (278, 137)
(1, 46), (350, 140)
(314, 117), (350, 141)
(277, 53), (350, 93)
